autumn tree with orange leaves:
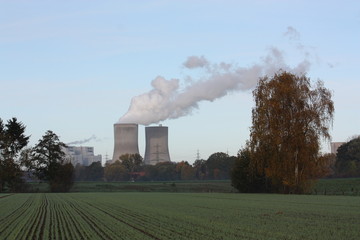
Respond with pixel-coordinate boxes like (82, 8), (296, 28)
(249, 71), (334, 193)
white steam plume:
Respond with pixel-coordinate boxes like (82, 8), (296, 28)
(284, 26), (301, 41)
(183, 55), (209, 69)
(119, 49), (310, 125)
(119, 28), (311, 125)
(67, 135), (98, 145)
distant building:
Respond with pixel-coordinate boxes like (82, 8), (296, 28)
(63, 146), (102, 166)
(330, 142), (345, 154)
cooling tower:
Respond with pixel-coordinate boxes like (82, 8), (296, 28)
(112, 123), (139, 162)
(144, 125), (171, 165)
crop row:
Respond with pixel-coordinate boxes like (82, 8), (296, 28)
(0, 194), (159, 239)
(74, 195), (211, 239)
(1, 193), (360, 239)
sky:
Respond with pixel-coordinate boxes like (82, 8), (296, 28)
(1, 0), (359, 165)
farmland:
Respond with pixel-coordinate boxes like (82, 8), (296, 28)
(26, 180), (237, 193)
(24, 178), (360, 195)
(312, 178), (360, 195)
(1, 193), (359, 239)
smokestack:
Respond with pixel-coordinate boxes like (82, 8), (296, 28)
(112, 123), (139, 162)
(144, 125), (171, 165)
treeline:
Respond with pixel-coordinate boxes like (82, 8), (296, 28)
(0, 117), (74, 193)
(74, 152), (236, 182)
(332, 136), (360, 178)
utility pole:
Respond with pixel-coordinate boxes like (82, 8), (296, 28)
(196, 149), (200, 161)
(155, 144), (160, 163)
(152, 143), (164, 164)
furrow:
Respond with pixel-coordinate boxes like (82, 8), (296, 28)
(53, 200), (63, 239)
(38, 194), (49, 239)
(28, 194), (46, 239)
(0, 194), (34, 229)
(60, 195), (85, 239)
(48, 195), (54, 240)
(64, 203), (91, 239)
(82, 201), (160, 240)
(0, 194), (14, 199)
(61, 197), (96, 239)
(94, 202), (206, 239)
(58, 202), (75, 240)
(68, 197), (136, 240)
(65, 200), (111, 240)
(9, 195), (40, 240)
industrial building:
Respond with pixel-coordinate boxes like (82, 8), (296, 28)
(330, 142), (345, 154)
(112, 123), (171, 165)
(64, 146), (102, 166)
(112, 123), (140, 162)
(144, 125), (171, 165)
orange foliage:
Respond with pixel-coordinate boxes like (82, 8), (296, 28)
(250, 71), (334, 193)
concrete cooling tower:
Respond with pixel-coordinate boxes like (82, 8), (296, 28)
(112, 123), (139, 162)
(144, 125), (171, 165)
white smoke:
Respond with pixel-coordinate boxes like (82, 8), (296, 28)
(67, 135), (98, 145)
(284, 26), (301, 41)
(119, 27), (312, 125)
(183, 55), (209, 69)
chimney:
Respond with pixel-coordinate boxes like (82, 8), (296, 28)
(112, 123), (139, 162)
(144, 125), (171, 165)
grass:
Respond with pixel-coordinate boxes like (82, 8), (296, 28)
(71, 180), (236, 193)
(312, 178), (360, 196)
(27, 180), (237, 193)
(26, 178), (360, 195)
(0, 192), (359, 239)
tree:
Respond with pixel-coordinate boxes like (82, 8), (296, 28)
(74, 163), (87, 181)
(119, 153), (143, 173)
(85, 161), (104, 181)
(142, 165), (158, 181)
(104, 160), (128, 181)
(335, 136), (360, 177)
(142, 162), (178, 181)
(318, 153), (336, 177)
(176, 161), (196, 180)
(75, 161), (104, 181)
(193, 159), (207, 180)
(31, 130), (74, 192)
(249, 71), (334, 193)
(47, 162), (74, 192)
(231, 147), (267, 193)
(206, 152), (236, 180)
(0, 118), (30, 192)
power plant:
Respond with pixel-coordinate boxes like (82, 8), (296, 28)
(112, 123), (140, 162)
(112, 123), (171, 165)
(144, 125), (171, 165)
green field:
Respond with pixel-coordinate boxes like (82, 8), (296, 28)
(26, 178), (360, 195)
(312, 178), (360, 196)
(1, 193), (359, 240)
(71, 180), (237, 193)
(27, 180), (237, 193)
